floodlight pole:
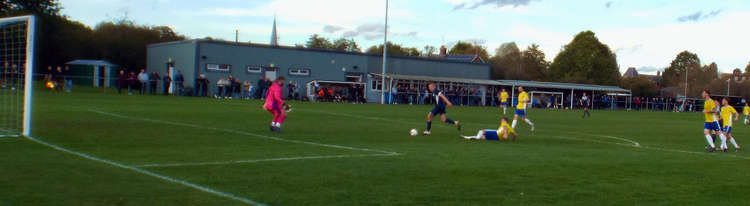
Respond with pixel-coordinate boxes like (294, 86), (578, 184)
(380, 0), (389, 104)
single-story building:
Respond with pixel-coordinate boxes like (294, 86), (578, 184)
(65, 59), (119, 88)
(146, 39), (491, 102)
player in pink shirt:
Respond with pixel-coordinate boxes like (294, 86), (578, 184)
(264, 76), (287, 132)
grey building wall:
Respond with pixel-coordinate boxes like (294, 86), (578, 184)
(146, 39), (491, 99)
(146, 40), (198, 88)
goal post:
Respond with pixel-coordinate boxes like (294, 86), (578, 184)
(529, 91), (564, 109)
(0, 15), (36, 137)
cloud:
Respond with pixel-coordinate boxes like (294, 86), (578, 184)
(450, 0), (538, 10)
(605, 1), (613, 8)
(323, 25), (344, 33)
(677, 9), (722, 22)
(614, 44), (643, 54)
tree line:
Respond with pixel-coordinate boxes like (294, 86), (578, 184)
(2, 0), (187, 71)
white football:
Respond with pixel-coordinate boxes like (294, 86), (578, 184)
(409, 129), (418, 136)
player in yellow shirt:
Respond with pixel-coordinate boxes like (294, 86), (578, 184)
(720, 98), (741, 151)
(461, 117), (517, 141)
(512, 86), (535, 131)
(742, 103), (750, 125)
(701, 90), (725, 152)
(498, 88), (509, 114)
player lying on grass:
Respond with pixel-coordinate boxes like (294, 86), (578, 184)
(264, 76), (288, 132)
(701, 90), (727, 152)
(720, 97), (742, 151)
(461, 117), (516, 141)
(423, 82), (461, 135)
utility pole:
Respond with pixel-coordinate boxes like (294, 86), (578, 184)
(380, 0), (389, 104)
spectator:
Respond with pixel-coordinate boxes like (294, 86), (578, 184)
(243, 80), (252, 99)
(137, 69), (149, 94)
(63, 66), (72, 92)
(149, 71), (160, 95)
(174, 70), (184, 96)
(287, 82), (296, 100)
(201, 74), (209, 97)
(162, 72), (171, 95)
(126, 71), (137, 95)
(255, 77), (266, 99)
(215, 78), (226, 98)
(117, 70), (126, 94)
(53, 66), (64, 92)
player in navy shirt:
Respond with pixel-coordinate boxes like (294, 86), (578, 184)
(423, 82), (461, 135)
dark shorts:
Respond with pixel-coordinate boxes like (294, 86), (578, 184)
(704, 122), (721, 131)
(515, 109), (526, 117)
(484, 130), (499, 141)
(500, 102), (508, 106)
(723, 126), (732, 134)
(430, 105), (446, 115)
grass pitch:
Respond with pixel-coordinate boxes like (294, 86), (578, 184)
(2, 87), (749, 205)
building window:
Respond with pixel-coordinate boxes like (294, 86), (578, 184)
(289, 68), (310, 76)
(246, 66), (262, 74)
(206, 63), (231, 72)
(371, 79), (383, 91)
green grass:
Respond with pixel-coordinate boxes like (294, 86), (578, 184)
(2, 87), (749, 205)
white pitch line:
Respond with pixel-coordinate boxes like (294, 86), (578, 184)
(24, 135), (266, 206)
(136, 153), (400, 168)
(90, 110), (400, 156)
(301, 109), (750, 161)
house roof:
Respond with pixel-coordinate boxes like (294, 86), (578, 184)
(148, 39), (490, 66)
(369, 73), (630, 93)
(369, 73), (504, 86)
(494, 80), (631, 93)
(65, 59), (118, 67)
(443, 54), (485, 63)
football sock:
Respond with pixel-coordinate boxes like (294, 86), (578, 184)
(511, 119), (517, 129)
(446, 119), (455, 124)
(271, 122), (276, 126)
(705, 134), (716, 148)
(276, 122), (282, 128)
(719, 133), (728, 149)
(730, 138), (739, 148)
(503, 107), (506, 114)
(426, 121), (432, 131)
(524, 118), (534, 127)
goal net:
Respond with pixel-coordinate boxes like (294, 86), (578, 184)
(529, 91), (564, 109)
(0, 15), (35, 137)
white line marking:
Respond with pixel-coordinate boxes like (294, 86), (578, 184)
(90, 110), (400, 156)
(24, 136), (266, 206)
(304, 109), (750, 160)
(136, 153), (400, 168)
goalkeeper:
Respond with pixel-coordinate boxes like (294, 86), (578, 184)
(461, 117), (517, 141)
(264, 76), (290, 132)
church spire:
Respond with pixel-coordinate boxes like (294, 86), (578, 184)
(270, 15), (278, 46)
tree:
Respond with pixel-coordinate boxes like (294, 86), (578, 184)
(365, 42), (420, 57)
(93, 19), (187, 70)
(305, 34), (333, 50)
(422, 45), (436, 57)
(745, 62), (750, 74)
(448, 41), (489, 62)
(332, 38), (361, 52)
(661, 51), (700, 87)
(1, 0), (61, 16)
(550, 31), (620, 85)
(620, 77), (658, 97)
(520, 44), (550, 81)
(489, 42), (521, 80)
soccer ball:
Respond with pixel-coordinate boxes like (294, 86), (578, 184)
(409, 129), (418, 136)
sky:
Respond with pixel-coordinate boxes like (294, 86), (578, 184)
(59, 0), (750, 74)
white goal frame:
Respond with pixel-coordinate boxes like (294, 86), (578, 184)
(529, 91), (564, 109)
(0, 15), (35, 137)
